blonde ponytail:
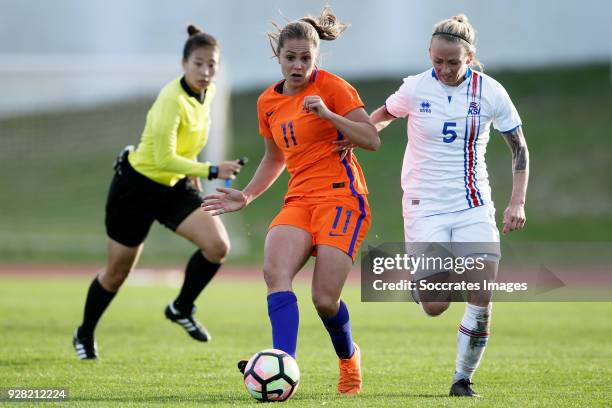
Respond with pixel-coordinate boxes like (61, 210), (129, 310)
(267, 6), (348, 57)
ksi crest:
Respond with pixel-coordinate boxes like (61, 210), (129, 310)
(468, 101), (481, 115)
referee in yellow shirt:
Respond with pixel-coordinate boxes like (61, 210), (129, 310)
(73, 25), (242, 360)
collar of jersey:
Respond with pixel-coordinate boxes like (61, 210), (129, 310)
(180, 76), (206, 104)
(430, 66), (472, 82)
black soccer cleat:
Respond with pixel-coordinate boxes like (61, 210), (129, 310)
(164, 303), (211, 342)
(237, 359), (248, 374)
(449, 378), (481, 397)
(72, 329), (99, 360)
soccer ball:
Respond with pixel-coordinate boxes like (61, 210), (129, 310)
(243, 348), (300, 402)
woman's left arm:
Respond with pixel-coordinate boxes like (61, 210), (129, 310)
(303, 96), (380, 151)
(501, 126), (530, 234)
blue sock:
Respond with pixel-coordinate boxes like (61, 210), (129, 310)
(321, 300), (354, 359)
(267, 291), (299, 359)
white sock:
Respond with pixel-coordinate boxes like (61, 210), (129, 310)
(454, 303), (491, 383)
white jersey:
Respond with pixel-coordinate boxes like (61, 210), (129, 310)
(385, 67), (521, 218)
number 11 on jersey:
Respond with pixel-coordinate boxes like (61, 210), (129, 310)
(281, 121), (298, 147)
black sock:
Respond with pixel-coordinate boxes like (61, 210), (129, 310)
(174, 251), (221, 314)
(78, 277), (117, 337)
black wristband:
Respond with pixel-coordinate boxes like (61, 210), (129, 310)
(208, 165), (219, 180)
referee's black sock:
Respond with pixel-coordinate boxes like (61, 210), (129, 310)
(173, 250), (221, 315)
(78, 277), (117, 337)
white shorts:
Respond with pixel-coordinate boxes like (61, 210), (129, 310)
(404, 204), (501, 260)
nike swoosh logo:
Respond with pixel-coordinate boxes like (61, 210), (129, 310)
(265, 110), (275, 117)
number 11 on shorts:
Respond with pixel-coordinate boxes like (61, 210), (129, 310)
(330, 206), (352, 236)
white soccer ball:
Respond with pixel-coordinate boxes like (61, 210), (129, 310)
(243, 348), (300, 402)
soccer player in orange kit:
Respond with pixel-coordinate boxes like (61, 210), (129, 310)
(201, 7), (379, 395)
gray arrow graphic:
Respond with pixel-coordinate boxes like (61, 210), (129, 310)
(535, 265), (565, 295)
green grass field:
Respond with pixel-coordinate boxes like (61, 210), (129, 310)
(1, 276), (611, 407)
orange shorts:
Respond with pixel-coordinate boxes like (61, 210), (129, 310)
(269, 194), (371, 261)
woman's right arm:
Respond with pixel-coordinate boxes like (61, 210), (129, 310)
(370, 105), (398, 132)
(371, 77), (413, 132)
(201, 138), (285, 216)
(242, 138), (286, 204)
(151, 97), (241, 180)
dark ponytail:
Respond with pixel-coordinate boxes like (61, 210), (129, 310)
(187, 24), (202, 36)
(183, 24), (219, 60)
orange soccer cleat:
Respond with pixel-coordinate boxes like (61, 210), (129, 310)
(337, 343), (362, 395)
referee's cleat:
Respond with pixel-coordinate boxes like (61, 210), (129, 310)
(449, 378), (481, 397)
(237, 359), (248, 374)
(72, 329), (98, 360)
(164, 302), (211, 342)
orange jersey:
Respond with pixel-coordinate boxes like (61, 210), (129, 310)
(257, 69), (369, 200)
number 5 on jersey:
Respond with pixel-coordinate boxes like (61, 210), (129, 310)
(281, 121), (298, 148)
(442, 121), (458, 143)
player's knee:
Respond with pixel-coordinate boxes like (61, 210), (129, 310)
(422, 302), (450, 317)
(263, 266), (292, 292)
(201, 237), (230, 264)
(311, 292), (339, 318)
(100, 262), (132, 291)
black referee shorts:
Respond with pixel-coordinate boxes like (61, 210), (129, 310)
(105, 158), (202, 247)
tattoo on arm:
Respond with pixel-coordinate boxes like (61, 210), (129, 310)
(503, 127), (529, 172)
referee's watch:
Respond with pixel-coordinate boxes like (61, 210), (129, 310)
(208, 165), (219, 180)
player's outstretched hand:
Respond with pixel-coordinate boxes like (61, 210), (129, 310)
(218, 160), (243, 181)
(201, 188), (247, 216)
(332, 139), (356, 161)
(502, 202), (526, 234)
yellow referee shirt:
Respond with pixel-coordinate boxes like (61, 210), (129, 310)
(128, 77), (216, 186)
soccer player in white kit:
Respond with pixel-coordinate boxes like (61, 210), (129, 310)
(369, 14), (530, 397)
